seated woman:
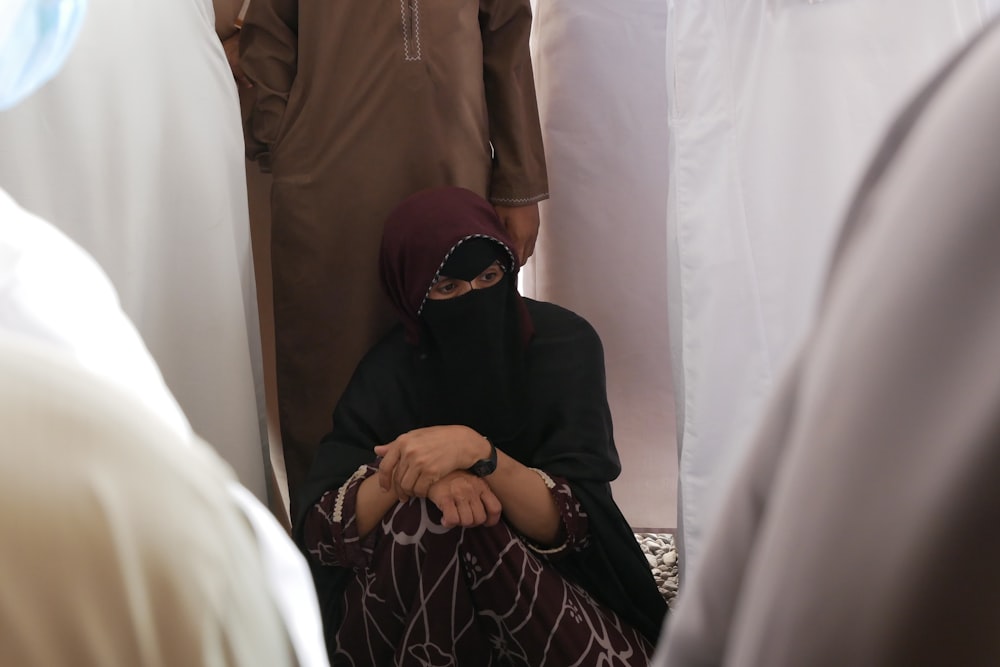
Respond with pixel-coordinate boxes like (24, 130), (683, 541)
(296, 186), (668, 665)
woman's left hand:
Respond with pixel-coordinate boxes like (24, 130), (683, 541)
(375, 425), (492, 499)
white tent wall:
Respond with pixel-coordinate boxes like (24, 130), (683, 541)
(668, 0), (1000, 581)
(527, 0), (676, 530)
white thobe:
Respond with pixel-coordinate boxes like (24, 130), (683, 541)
(655, 18), (1000, 664)
(666, 0), (1000, 579)
(0, 0), (268, 500)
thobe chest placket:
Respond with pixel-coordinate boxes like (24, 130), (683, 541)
(401, 0), (422, 61)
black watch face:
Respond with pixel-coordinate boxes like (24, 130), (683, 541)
(472, 459), (496, 477)
(472, 440), (497, 477)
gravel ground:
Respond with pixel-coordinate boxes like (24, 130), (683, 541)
(635, 533), (679, 607)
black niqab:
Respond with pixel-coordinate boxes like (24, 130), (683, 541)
(420, 238), (527, 444)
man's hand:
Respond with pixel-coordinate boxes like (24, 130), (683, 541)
(494, 203), (540, 265)
(222, 32), (253, 89)
(374, 426), (491, 499)
(427, 471), (502, 528)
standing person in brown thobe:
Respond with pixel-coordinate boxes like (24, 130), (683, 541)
(240, 0), (549, 512)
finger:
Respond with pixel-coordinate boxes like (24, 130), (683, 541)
(456, 500), (475, 527)
(397, 465), (419, 497)
(470, 499), (487, 526)
(377, 448), (399, 491)
(481, 490), (502, 526)
(439, 500), (459, 528)
(392, 471), (411, 502)
(392, 468), (406, 500)
(391, 465), (410, 501)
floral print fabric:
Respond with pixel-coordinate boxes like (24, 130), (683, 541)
(304, 464), (653, 666)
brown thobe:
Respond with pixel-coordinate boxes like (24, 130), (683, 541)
(240, 0), (548, 507)
(657, 19), (1000, 667)
(212, 0), (245, 38)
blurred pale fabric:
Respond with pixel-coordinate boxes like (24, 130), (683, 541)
(0, 189), (190, 438)
(666, 0), (1000, 580)
(655, 18), (1000, 664)
(0, 0), (271, 502)
(0, 185), (328, 667)
(0, 335), (297, 667)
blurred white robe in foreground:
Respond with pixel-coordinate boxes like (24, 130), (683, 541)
(0, 335), (294, 667)
(0, 187), (189, 436)
(666, 0), (1000, 579)
(656, 16), (1000, 666)
(0, 3), (324, 662)
(0, 188), (329, 667)
(0, 0), (268, 499)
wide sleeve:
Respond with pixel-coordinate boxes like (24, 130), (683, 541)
(523, 303), (668, 644)
(302, 463), (381, 570)
(524, 308), (620, 483)
(239, 0), (299, 165)
(520, 471), (590, 560)
(479, 0), (549, 206)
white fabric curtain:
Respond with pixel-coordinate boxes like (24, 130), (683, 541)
(669, 0), (1000, 580)
(527, 0), (675, 530)
(0, 0), (270, 500)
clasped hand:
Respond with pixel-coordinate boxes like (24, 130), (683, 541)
(425, 470), (502, 529)
(374, 425), (501, 528)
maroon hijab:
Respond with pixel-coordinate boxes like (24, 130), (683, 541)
(378, 186), (534, 345)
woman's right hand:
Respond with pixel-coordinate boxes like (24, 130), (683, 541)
(427, 471), (503, 529)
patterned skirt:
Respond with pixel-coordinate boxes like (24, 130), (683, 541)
(327, 495), (653, 666)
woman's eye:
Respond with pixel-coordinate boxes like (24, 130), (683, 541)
(437, 282), (456, 293)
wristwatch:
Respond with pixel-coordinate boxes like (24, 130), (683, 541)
(469, 437), (497, 477)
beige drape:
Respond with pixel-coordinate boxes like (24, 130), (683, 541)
(0, 336), (297, 667)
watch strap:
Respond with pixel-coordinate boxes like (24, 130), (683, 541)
(469, 437), (497, 477)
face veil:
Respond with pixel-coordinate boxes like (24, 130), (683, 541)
(419, 239), (527, 444)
